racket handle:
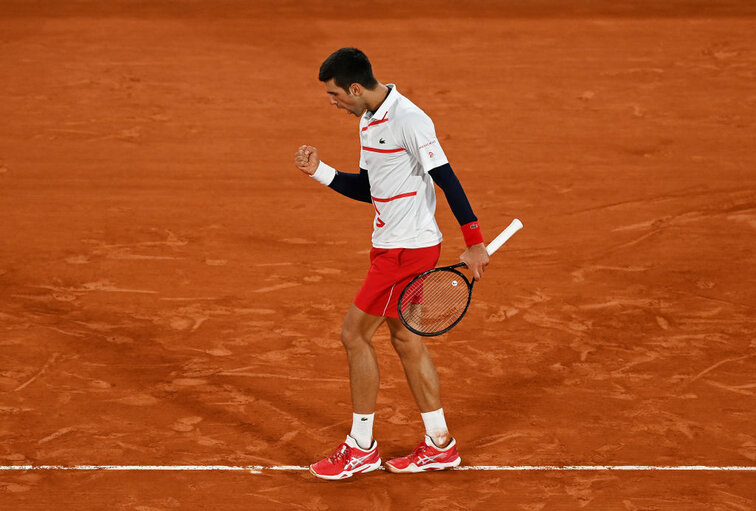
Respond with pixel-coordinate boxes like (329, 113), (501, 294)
(486, 219), (523, 256)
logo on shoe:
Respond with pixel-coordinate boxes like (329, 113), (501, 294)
(416, 454), (444, 466)
(379, 138), (386, 144)
(344, 453), (374, 471)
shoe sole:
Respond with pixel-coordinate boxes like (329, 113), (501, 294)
(309, 459), (382, 480)
(385, 457), (461, 474)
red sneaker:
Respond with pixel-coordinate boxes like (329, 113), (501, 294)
(309, 435), (381, 480)
(385, 435), (461, 473)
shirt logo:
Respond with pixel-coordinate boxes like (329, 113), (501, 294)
(379, 138), (386, 144)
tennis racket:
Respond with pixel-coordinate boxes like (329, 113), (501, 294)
(397, 218), (523, 336)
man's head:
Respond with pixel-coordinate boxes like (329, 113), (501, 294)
(319, 47), (379, 117)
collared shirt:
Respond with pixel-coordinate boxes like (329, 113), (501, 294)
(359, 85), (448, 249)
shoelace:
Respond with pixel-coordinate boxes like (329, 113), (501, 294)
(328, 444), (350, 464)
(410, 443), (429, 460)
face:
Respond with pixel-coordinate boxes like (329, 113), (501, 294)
(323, 79), (366, 117)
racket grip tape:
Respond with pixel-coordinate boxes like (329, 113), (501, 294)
(486, 219), (523, 256)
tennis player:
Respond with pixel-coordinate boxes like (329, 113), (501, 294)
(294, 47), (489, 479)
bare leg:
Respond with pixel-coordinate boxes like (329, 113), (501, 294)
(386, 317), (449, 445)
(341, 304), (385, 414)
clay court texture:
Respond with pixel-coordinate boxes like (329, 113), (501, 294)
(1, 0), (755, 509)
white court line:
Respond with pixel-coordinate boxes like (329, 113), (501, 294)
(0, 465), (754, 472)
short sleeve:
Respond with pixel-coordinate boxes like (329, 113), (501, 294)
(399, 112), (449, 173)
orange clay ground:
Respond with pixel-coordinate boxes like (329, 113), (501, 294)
(1, 1), (755, 509)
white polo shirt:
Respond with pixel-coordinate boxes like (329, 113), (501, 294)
(362, 85), (449, 249)
(312, 85), (448, 249)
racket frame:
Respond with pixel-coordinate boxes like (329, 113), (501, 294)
(397, 262), (474, 337)
(397, 218), (524, 337)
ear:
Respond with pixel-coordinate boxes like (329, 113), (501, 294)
(349, 83), (363, 96)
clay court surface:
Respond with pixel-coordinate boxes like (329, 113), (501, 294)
(1, 0), (755, 509)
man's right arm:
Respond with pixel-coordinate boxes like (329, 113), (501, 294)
(328, 167), (372, 203)
(295, 145), (371, 204)
(311, 162), (371, 203)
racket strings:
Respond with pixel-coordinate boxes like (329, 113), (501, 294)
(400, 270), (470, 334)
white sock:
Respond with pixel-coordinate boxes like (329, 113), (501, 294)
(350, 413), (374, 449)
(421, 408), (449, 447)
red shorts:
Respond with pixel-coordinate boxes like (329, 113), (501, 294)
(354, 244), (441, 318)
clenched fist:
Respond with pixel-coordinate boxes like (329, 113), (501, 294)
(294, 145), (320, 175)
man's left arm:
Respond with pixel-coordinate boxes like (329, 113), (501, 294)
(398, 114), (489, 279)
(429, 163), (489, 280)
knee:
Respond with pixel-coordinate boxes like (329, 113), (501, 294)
(341, 323), (371, 352)
(390, 331), (423, 358)
(339, 305), (383, 353)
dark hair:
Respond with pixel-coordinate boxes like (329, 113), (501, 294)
(319, 47), (378, 92)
